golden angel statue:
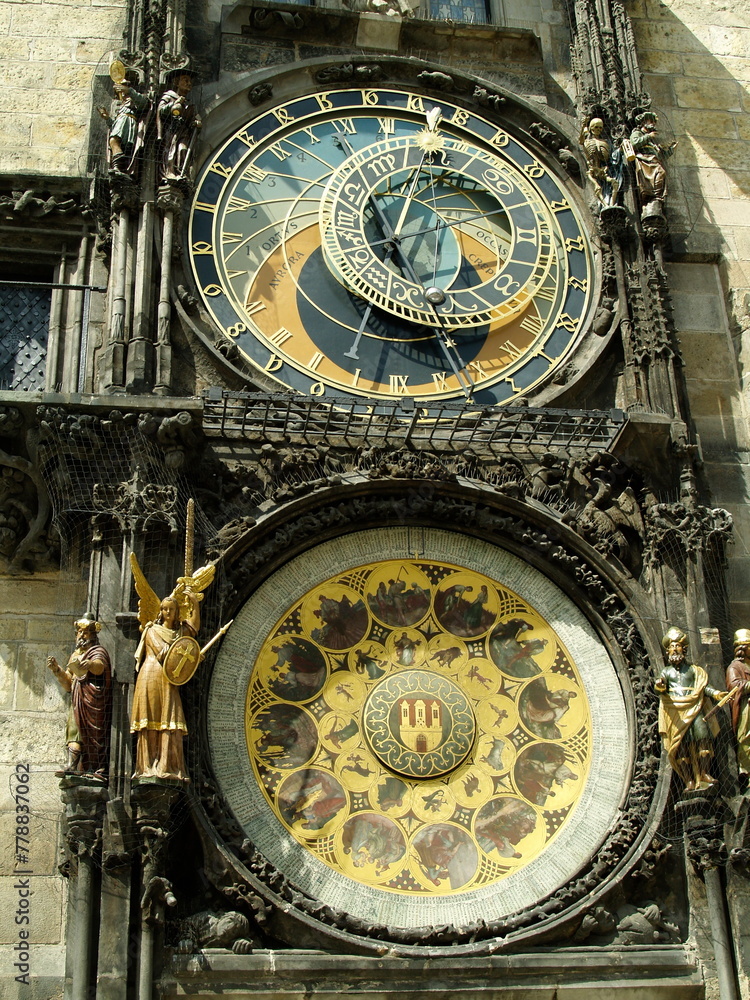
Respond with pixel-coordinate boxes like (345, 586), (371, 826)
(129, 553), (215, 782)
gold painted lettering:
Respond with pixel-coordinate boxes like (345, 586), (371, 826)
(243, 165), (268, 183)
(270, 327), (293, 347)
(519, 315), (543, 337)
(209, 162), (233, 178)
(269, 143), (292, 162)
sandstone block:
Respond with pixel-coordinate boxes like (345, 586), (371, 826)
(703, 197), (750, 229)
(633, 19), (700, 52)
(0, 812), (60, 877)
(639, 48), (683, 74)
(680, 331), (738, 381)
(674, 76), (743, 112)
(0, 62), (47, 89)
(30, 37), (75, 60)
(0, 620), (25, 642)
(0, 717), (62, 764)
(0, 36), (30, 58)
(0, 646), (16, 710)
(0, 118), (31, 147)
(76, 37), (126, 63)
(0, 876), (65, 944)
(26, 620), (68, 643)
(0, 147), (80, 175)
(15, 645), (56, 712)
(707, 24), (750, 58)
(0, 580), (84, 618)
(671, 108), (739, 140)
(641, 72), (675, 108)
(52, 62), (99, 89)
(11, 5), (122, 39)
(32, 116), (87, 148)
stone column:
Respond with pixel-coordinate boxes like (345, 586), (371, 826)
(133, 784), (180, 1000)
(61, 783), (108, 1000)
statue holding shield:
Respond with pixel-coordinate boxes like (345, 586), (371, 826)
(130, 557), (214, 782)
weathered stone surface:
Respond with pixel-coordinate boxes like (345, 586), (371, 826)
(0, 876), (65, 945)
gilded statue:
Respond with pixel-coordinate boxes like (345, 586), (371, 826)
(726, 629), (750, 783)
(130, 553), (215, 782)
(47, 612), (112, 780)
(655, 627), (725, 792)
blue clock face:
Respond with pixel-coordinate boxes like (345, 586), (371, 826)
(189, 88), (595, 404)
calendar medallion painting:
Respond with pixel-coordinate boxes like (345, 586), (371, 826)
(209, 529), (630, 928)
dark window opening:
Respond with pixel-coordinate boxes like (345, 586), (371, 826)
(0, 266), (52, 391)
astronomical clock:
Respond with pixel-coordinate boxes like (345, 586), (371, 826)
(188, 87), (596, 404)
(186, 75), (656, 955)
(208, 528), (633, 940)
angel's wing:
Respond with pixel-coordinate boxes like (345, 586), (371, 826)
(172, 562), (216, 621)
(130, 552), (161, 631)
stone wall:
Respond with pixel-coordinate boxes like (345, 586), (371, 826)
(0, 578), (85, 999)
(630, 0), (750, 626)
(0, 0), (126, 177)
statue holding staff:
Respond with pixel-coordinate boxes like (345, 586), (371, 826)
(157, 70), (201, 183)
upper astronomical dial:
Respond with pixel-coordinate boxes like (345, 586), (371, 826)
(320, 134), (555, 329)
(188, 88), (595, 403)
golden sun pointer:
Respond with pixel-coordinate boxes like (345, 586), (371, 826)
(414, 127), (445, 154)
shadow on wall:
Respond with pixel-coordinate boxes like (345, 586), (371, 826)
(629, 2), (750, 258)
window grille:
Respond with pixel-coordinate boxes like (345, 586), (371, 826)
(0, 283), (50, 391)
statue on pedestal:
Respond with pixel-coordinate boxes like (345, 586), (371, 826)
(625, 111), (676, 217)
(655, 627), (724, 792)
(579, 117), (621, 207)
(157, 71), (201, 183)
(47, 612), (112, 781)
(97, 60), (150, 176)
(726, 629), (750, 783)
(130, 554), (215, 782)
